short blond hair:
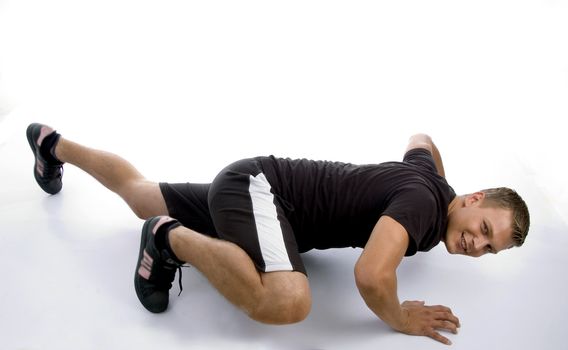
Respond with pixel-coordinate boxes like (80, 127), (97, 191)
(480, 187), (530, 247)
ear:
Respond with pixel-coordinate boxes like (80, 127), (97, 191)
(464, 192), (486, 207)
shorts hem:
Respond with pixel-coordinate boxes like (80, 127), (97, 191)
(264, 264), (294, 272)
(262, 264), (307, 277)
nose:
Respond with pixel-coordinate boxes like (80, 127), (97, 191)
(473, 235), (489, 253)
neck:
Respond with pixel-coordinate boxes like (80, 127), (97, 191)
(443, 195), (464, 244)
(447, 195), (464, 216)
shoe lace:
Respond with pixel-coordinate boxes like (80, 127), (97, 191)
(176, 265), (187, 296)
(176, 266), (183, 296)
(176, 265), (193, 296)
(43, 164), (63, 179)
(152, 261), (187, 297)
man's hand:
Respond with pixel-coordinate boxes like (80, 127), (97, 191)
(397, 300), (461, 345)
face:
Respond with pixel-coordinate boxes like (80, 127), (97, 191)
(444, 192), (514, 257)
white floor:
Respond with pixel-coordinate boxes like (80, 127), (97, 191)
(1, 1), (568, 349)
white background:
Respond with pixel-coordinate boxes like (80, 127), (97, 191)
(1, 1), (567, 349)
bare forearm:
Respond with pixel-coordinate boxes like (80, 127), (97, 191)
(357, 274), (406, 331)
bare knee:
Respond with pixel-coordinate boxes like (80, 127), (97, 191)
(249, 272), (312, 325)
(250, 292), (311, 325)
(130, 203), (152, 220)
(119, 180), (168, 219)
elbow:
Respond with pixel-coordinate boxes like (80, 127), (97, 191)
(407, 133), (434, 153)
(410, 133), (433, 142)
(354, 264), (373, 293)
(354, 265), (393, 297)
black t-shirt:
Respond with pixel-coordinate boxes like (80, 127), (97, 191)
(258, 148), (456, 256)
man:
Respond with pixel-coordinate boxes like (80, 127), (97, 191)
(26, 122), (529, 345)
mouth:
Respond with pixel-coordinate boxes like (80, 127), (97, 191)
(460, 232), (467, 253)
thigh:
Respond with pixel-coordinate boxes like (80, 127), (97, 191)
(159, 182), (217, 237)
(208, 158), (306, 276)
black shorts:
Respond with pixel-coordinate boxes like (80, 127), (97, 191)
(159, 158), (306, 276)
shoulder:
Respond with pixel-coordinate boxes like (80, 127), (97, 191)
(383, 184), (438, 255)
(387, 183), (437, 211)
(403, 148), (437, 174)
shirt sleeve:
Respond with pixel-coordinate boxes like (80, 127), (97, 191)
(403, 148), (438, 174)
(382, 184), (437, 256)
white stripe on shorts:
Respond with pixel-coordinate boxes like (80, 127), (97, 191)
(248, 173), (293, 272)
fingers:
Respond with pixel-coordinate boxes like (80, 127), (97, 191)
(430, 305), (461, 328)
(428, 330), (452, 346)
(400, 301), (460, 345)
(434, 311), (461, 329)
(433, 320), (459, 334)
(429, 306), (460, 344)
(432, 305), (453, 314)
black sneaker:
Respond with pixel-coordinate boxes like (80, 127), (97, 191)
(26, 123), (64, 195)
(135, 216), (184, 313)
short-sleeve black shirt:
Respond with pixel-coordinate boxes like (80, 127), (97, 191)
(259, 148), (456, 256)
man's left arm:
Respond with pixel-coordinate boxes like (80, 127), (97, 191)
(354, 215), (460, 345)
(406, 134), (446, 178)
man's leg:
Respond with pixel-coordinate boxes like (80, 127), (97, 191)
(163, 157), (313, 324)
(43, 129), (311, 324)
(54, 137), (168, 219)
(168, 225), (312, 325)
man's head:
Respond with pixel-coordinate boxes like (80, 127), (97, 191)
(444, 187), (530, 257)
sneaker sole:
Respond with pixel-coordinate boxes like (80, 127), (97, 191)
(134, 217), (168, 313)
(26, 124), (44, 192)
(26, 123), (61, 195)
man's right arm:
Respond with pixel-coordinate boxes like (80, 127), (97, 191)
(354, 215), (460, 345)
(406, 133), (446, 178)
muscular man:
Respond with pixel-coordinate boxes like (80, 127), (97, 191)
(26, 122), (529, 345)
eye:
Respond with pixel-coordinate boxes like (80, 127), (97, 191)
(482, 222), (489, 235)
